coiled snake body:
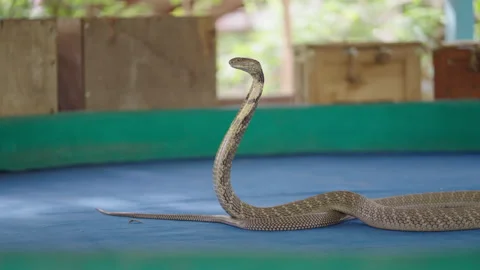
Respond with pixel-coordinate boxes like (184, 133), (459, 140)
(97, 57), (480, 232)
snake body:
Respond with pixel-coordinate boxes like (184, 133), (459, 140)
(97, 57), (480, 232)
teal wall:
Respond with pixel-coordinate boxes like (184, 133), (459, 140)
(0, 249), (478, 270)
(444, 0), (475, 41)
(1, 100), (480, 171)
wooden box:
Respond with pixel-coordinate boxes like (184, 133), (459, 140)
(293, 42), (423, 105)
(433, 41), (480, 100)
(81, 16), (217, 111)
(0, 19), (58, 117)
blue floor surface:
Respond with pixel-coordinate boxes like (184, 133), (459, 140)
(0, 154), (479, 253)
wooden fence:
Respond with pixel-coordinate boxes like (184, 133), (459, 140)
(0, 16), (217, 117)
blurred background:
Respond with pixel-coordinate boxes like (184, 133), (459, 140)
(1, 1), (480, 269)
(3, 0), (479, 111)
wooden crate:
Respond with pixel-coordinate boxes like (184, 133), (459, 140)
(433, 41), (480, 100)
(293, 42), (423, 105)
(0, 19), (58, 117)
(82, 16), (217, 111)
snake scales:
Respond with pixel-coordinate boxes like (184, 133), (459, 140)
(97, 57), (480, 231)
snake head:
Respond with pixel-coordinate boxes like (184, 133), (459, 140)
(229, 57), (263, 75)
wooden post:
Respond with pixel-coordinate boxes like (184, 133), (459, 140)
(280, 0), (293, 95)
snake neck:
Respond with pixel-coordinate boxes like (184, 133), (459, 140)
(212, 73), (264, 219)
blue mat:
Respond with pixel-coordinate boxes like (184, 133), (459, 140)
(1, 154), (480, 252)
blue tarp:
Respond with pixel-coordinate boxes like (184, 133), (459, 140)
(1, 154), (479, 253)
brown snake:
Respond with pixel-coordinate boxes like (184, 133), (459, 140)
(97, 57), (480, 231)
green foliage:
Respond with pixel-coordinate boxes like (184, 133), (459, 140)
(0, 0), (34, 18)
(0, 0), (152, 18)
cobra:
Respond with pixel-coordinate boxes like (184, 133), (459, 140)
(97, 57), (480, 232)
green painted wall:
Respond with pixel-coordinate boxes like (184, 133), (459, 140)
(1, 100), (479, 171)
(0, 249), (479, 270)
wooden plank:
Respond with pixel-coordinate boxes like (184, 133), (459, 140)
(404, 52), (422, 101)
(293, 45), (314, 104)
(57, 18), (84, 112)
(82, 16), (217, 111)
(0, 19), (58, 117)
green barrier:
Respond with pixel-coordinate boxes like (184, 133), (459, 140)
(1, 100), (480, 171)
(0, 250), (479, 270)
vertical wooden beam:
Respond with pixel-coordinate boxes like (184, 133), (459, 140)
(444, 0), (475, 41)
(280, 0), (293, 95)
